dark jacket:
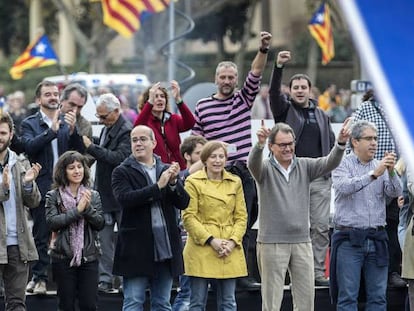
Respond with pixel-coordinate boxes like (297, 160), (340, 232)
(20, 112), (85, 197)
(45, 189), (104, 262)
(134, 102), (195, 169)
(111, 155), (190, 278)
(269, 66), (335, 157)
(85, 115), (131, 213)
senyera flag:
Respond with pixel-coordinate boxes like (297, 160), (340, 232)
(102, 0), (171, 38)
(308, 2), (335, 65)
(339, 1), (414, 171)
(9, 34), (58, 80)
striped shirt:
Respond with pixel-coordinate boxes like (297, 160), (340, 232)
(332, 152), (402, 229)
(192, 71), (261, 164)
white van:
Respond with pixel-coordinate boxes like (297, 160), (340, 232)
(45, 73), (151, 108)
(44, 72), (151, 92)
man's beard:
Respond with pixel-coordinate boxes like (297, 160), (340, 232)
(42, 100), (59, 110)
(0, 138), (11, 153)
(219, 85), (235, 97)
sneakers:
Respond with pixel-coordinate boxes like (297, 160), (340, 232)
(388, 272), (407, 288)
(26, 280), (36, 293)
(315, 276), (330, 287)
(98, 281), (114, 293)
(33, 280), (47, 295)
(26, 280), (47, 295)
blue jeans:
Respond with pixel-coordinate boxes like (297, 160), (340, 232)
(122, 261), (173, 311)
(336, 238), (388, 311)
(172, 275), (191, 311)
(189, 277), (237, 311)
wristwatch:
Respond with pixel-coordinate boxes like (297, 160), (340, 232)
(259, 46), (269, 54)
(368, 170), (377, 180)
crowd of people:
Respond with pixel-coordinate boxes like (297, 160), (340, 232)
(0, 29), (411, 311)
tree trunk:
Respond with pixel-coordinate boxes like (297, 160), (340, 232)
(307, 39), (318, 83)
(234, 0), (257, 86)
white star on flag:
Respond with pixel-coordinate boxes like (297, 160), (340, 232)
(315, 13), (324, 24)
(35, 42), (47, 54)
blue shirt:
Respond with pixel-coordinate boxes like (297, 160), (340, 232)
(332, 152), (402, 228)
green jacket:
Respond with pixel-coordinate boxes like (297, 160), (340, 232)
(0, 151), (41, 264)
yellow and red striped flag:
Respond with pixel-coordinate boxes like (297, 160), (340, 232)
(308, 2), (335, 65)
(9, 34), (59, 80)
(102, 0), (170, 38)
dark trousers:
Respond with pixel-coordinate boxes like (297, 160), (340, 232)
(226, 162), (258, 278)
(386, 197), (402, 275)
(52, 259), (99, 311)
(0, 246), (29, 311)
(99, 211), (121, 285)
(386, 217), (402, 274)
(30, 200), (50, 283)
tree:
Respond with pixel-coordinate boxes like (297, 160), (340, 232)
(184, 0), (251, 60)
(51, 0), (117, 73)
(0, 1), (30, 57)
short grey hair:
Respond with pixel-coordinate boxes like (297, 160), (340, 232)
(132, 125), (155, 140)
(350, 120), (377, 149)
(215, 61), (238, 77)
(268, 122), (296, 144)
(96, 93), (120, 111)
(351, 120), (377, 140)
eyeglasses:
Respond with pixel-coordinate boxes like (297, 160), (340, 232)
(131, 137), (151, 144)
(95, 111), (113, 120)
(358, 136), (378, 142)
(273, 141), (295, 150)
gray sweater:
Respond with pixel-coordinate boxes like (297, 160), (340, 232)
(248, 143), (345, 243)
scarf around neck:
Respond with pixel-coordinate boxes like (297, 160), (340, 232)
(59, 185), (87, 266)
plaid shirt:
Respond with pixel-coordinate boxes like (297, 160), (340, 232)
(352, 100), (397, 160)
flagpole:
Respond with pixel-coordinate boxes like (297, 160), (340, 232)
(168, 0), (175, 85)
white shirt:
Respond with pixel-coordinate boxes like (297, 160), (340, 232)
(40, 110), (59, 167)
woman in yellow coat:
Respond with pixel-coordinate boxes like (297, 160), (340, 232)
(183, 141), (247, 311)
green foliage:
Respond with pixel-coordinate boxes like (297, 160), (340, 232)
(187, 0), (251, 44)
(0, 54), (90, 100)
(0, 1), (29, 55)
(293, 29), (354, 64)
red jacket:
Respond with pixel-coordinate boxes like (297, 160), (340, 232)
(134, 102), (195, 169)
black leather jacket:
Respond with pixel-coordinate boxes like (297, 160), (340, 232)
(45, 189), (104, 263)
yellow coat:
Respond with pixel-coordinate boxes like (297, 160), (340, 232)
(402, 215), (414, 279)
(183, 169), (248, 279)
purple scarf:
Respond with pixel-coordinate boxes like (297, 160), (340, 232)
(59, 185), (86, 267)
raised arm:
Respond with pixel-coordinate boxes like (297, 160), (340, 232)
(251, 31), (272, 76)
(269, 51), (291, 121)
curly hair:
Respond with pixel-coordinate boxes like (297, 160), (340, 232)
(138, 86), (171, 112)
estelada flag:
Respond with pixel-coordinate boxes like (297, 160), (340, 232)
(9, 34), (59, 80)
(102, 0), (170, 38)
(308, 2), (335, 65)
